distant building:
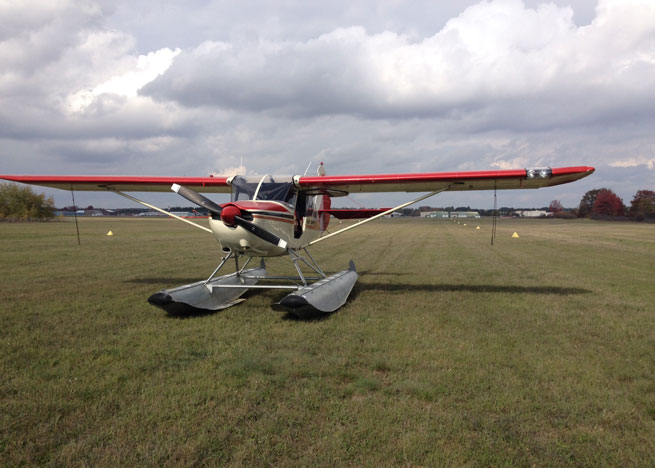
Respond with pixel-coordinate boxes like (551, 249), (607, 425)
(516, 210), (551, 217)
(454, 211), (480, 218)
(137, 211), (166, 217)
(422, 211), (480, 218)
(423, 211), (450, 218)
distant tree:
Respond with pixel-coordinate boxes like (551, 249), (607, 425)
(0, 183), (55, 220)
(628, 190), (655, 220)
(548, 200), (563, 214)
(401, 208), (415, 216)
(578, 189), (602, 217)
(592, 189), (625, 217)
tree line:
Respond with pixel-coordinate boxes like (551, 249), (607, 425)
(550, 188), (654, 221)
(0, 183), (54, 220)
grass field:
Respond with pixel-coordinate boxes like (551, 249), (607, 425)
(1, 217), (654, 467)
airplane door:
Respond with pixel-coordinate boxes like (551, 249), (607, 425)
(293, 191), (319, 239)
(302, 194), (318, 233)
(293, 191), (306, 239)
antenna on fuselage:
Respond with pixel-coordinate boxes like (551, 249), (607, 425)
(303, 161), (313, 176)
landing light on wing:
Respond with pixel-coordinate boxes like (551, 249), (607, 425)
(526, 167), (552, 179)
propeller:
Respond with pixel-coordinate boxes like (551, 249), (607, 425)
(172, 183), (223, 215)
(232, 215), (288, 248)
(171, 184), (288, 249)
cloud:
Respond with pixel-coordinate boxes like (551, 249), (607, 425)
(609, 156), (655, 170)
(144, 0), (655, 130)
(0, 0), (186, 141)
(211, 165), (247, 177)
(67, 47), (180, 112)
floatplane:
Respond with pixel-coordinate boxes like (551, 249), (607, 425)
(0, 164), (594, 317)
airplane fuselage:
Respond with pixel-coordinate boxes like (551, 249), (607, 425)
(209, 199), (324, 256)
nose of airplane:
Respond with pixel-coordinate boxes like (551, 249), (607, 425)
(220, 204), (241, 227)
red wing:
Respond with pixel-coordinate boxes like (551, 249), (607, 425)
(1, 166), (594, 194)
(0, 175), (231, 193)
(296, 166), (595, 193)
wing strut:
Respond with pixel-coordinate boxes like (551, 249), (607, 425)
(70, 185), (81, 245)
(307, 187), (450, 247)
(491, 182), (498, 245)
(107, 188), (213, 233)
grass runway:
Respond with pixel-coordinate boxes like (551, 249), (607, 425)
(1, 217), (654, 466)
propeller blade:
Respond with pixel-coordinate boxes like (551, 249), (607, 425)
(171, 184), (223, 215)
(234, 216), (288, 249)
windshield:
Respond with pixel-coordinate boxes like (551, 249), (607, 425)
(230, 175), (294, 202)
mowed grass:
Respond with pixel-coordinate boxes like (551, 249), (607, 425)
(1, 217), (654, 467)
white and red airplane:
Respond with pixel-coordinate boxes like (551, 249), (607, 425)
(0, 164), (594, 317)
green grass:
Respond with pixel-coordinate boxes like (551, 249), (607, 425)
(1, 217), (654, 467)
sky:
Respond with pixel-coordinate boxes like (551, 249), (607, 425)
(1, 0), (653, 209)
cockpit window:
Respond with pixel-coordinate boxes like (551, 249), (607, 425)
(230, 175), (294, 202)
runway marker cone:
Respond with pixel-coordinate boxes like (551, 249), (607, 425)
(512, 232), (519, 238)
(107, 231), (114, 236)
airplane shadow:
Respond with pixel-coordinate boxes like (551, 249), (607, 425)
(358, 270), (410, 277)
(125, 277), (201, 285)
(350, 282), (590, 299)
(280, 311), (333, 322)
(126, 277), (589, 321)
(164, 308), (218, 320)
